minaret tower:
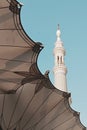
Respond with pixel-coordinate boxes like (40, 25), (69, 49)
(53, 25), (68, 92)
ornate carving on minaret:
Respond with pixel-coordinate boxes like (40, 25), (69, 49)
(53, 25), (68, 92)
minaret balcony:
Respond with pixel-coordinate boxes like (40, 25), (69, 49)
(53, 65), (67, 74)
(53, 47), (65, 56)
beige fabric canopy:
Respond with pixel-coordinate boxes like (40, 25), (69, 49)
(0, 0), (86, 130)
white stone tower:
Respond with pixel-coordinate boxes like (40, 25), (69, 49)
(53, 25), (68, 92)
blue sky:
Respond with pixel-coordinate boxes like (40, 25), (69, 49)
(18, 0), (87, 126)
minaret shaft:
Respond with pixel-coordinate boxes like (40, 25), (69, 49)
(53, 25), (68, 92)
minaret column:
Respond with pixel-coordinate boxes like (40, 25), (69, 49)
(53, 25), (68, 92)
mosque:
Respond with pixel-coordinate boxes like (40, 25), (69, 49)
(0, 0), (86, 130)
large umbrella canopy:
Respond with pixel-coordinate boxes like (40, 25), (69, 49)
(0, 0), (44, 94)
(0, 0), (86, 130)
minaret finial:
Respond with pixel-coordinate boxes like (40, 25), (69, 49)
(58, 24), (60, 30)
(56, 24), (61, 41)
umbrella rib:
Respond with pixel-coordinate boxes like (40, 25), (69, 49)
(0, 58), (31, 63)
(0, 95), (7, 129)
(9, 93), (35, 130)
(0, 6), (9, 9)
(22, 91), (53, 130)
(39, 100), (66, 130)
(25, 98), (64, 130)
(0, 45), (31, 48)
(40, 98), (65, 128)
(7, 86), (24, 129)
(66, 123), (76, 130)
(0, 28), (21, 30)
(0, 95), (5, 124)
(52, 116), (74, 130)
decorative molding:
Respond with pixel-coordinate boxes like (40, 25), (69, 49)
(9, 0), (21, 14)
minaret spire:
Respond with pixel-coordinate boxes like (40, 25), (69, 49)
(53, 25), (68, 92)
(57, 24), (61, 41)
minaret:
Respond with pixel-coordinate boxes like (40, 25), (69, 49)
(53, 25), (68, 92)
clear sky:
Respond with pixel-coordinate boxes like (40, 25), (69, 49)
(18, 0), (87, 127)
